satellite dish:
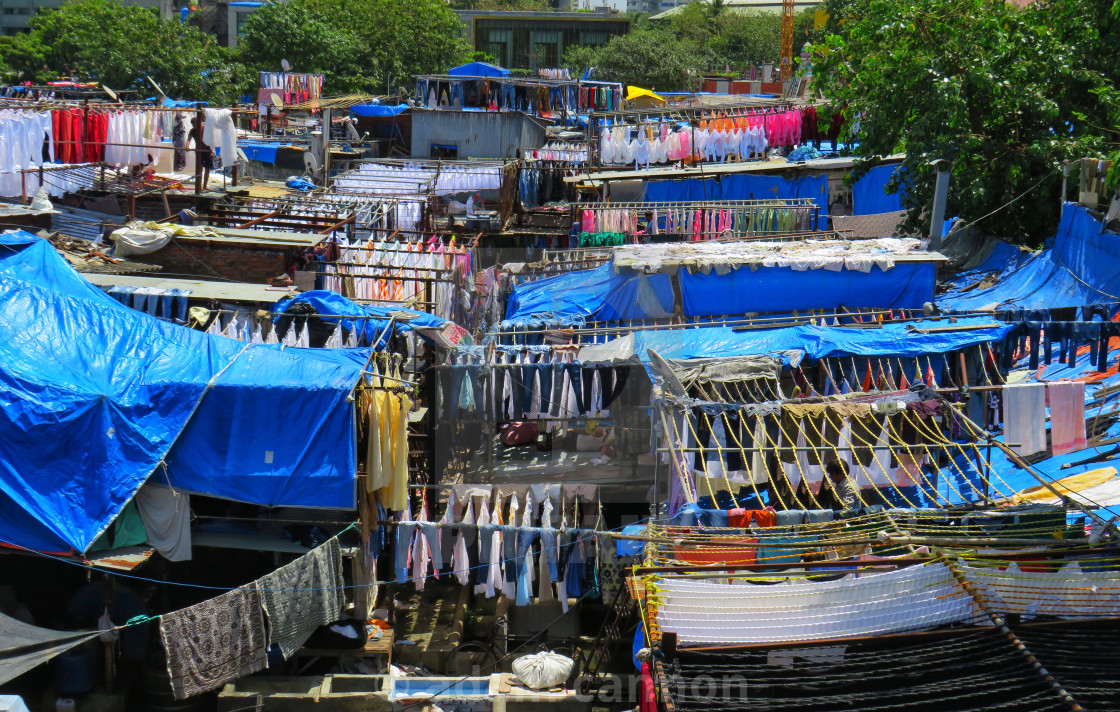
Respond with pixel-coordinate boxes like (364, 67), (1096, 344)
(345, 120), (361, 141)
(271, 92), (284, 108)
(102, 85), (120, 102)
(145, 75), (166, 100)
(281, 58), (291, 72)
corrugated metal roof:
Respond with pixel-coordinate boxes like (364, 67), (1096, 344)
(82, 272), (296, 303)
(51, 205), (127, 243)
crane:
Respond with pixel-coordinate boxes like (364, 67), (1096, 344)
(779, 0), (795, 83)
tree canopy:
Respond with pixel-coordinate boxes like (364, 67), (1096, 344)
(0, 0), (470, 102)
(0, 0), (247, 102)
(811, 0), (1120, 244)
(564, 7), (796, 91)
(237, 0), (471, 94)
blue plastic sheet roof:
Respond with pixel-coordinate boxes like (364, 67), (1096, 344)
(941, 204), (1120, 312)
(503, 263), (673, 327)
(625, 317), (1011, 362)
(0, 232), (370, 554)
(350, 103), (411, 118)
(679, 262), (935, 314)
(505, 254), (935, 325)
(273, 290), (449, 347)
(448, 62), (510, 78)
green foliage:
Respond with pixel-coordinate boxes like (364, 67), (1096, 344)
(812, 0), (1120, 244)
(563, 27), (704, 91)
(451, 0), (549, 9)
(568, 2), (783, 87)
(0, 0), (471, 102)
(5, 0), (246, 103)
(237, 0), (471, 94)
(0, 33), (52, 84)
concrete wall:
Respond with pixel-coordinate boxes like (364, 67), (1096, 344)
(410, 110), (546, 161)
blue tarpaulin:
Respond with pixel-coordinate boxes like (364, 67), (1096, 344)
(644, 173), (830, 229)
(940, 203), (1120, 312)
(0, 232), (369, 554)
(448, 62), (510, 78)
(239, 141), (287, 163)
(350, 104), (411, 118)
(852, 164), (905, 215)
(679, 262), (935, 314)
(273, 290), (449, 347)
(623, 317), (1011, 362)
(504, 263), (673, 326)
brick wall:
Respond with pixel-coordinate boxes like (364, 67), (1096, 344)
(138, 240), (293, 283)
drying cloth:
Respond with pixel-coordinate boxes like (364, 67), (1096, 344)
(258, 538), (346, 659)
(1049, 381), (1087, 455)
(0, 611), (100, 685)
(159, 583), (268, 699)
(134, 482), (192, 562)
(1002, 383), (1047, 456)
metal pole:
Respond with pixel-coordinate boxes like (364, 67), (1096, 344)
(322, 107), (332, 187)
(928, 159), (950, 250)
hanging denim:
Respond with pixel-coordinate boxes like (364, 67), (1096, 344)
(564, 364), (585, 414)
(540, 526), (559, 581)
(417, 522), (443, 575)
(477, 524), (497, 585)
(395, 522), (419, 583)
(500, 524), (518, 590)
(515, 527), (541, 606)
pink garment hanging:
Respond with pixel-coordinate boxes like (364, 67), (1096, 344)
(1049, 381), (1087, 455)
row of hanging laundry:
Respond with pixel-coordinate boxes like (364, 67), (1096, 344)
(442, 348), (629, 423)
(663, 392), (974, 512)
(577, 204), (816, 239)
(258, 71), (324, 104)
(203, 311), (361, 348)
(388, 485), (635, 607)
(599, 122), (769, 167)
(313, 236), (472, 320)
(157, 537), (346, 699)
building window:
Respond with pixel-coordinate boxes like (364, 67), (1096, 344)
(529, 29), (561, 69)
(2, 9), (15, 15)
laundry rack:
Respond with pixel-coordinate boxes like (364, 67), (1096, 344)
(576, 199), (821, 241)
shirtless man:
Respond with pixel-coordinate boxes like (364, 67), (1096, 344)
(187, 115), (213, 190)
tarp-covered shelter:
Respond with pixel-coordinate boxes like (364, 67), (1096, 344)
(940, 203), (1120, 313)
(575, 317), (1011, 365)
(447, 62), (510, 78)
(0, 231), (371, 554)
(503, 238), (943, 326)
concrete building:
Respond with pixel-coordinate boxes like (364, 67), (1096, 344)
(456, 9), (630, 70)
(409, 109), (548, 160)
(1, 0), (168, 34)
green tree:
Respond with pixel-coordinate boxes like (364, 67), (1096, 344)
(6, 0), (248, 103)
(564, 28), (705, 91)
(0, 32), (52, 84)
(238, 0), (471, 93)
(812, 0), (1120, 244)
